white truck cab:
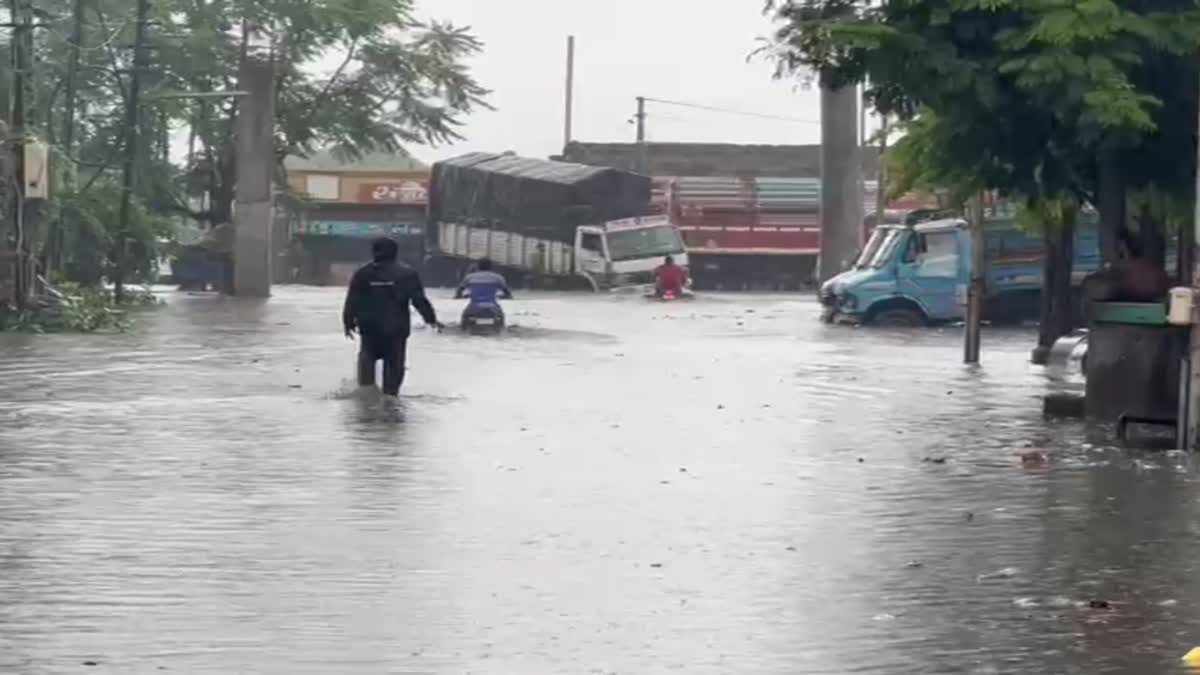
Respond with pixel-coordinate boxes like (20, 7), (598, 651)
(575, 215), (688, 288)
(435, 214), (687, 291)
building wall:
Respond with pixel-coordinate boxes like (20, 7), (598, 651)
(286, 170), (429, 204)
(283, 168), (431, 285)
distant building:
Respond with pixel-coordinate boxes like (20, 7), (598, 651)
(284, 150), (430, 285)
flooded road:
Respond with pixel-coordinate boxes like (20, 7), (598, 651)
(2, 287), (1200, 674)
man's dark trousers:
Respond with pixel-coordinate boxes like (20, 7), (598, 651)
(357, 332), (408, 396)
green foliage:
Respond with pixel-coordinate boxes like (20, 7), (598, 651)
(0, 283), (163, 333)
(0, 0), (488, 297)
(764, 0), (1200, 230)
(1129, 185), (1192, 234)
(1013, 195), (1079, 234)
(50, 177), (176, 284)
(153, 0), (489, 225)
(886, 112), (986, 206)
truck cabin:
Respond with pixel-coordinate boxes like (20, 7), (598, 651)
(579, 220), (686, 264)
(858, 219), (965, 275)
(607, 224), (685, 262)
(855, 209), (959, 270)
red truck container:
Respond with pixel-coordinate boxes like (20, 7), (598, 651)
(647, 177), (874, 290)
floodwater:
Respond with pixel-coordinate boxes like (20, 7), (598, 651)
(1, 287), (1199, 674)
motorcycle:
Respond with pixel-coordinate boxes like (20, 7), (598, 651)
(460, 301), (505, 335)
(643, 284), (694, 301)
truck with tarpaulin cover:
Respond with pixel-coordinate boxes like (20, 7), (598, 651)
(425, 152), (687, 290)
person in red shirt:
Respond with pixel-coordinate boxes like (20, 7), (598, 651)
(654, 255), (688, 297)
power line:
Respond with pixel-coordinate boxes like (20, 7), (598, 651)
(642, 97), (820, 124)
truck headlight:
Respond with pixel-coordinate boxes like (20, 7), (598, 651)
(839, 293), (857, 310)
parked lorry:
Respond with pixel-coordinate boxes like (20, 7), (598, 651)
(652, 176), (938, 290)
(425, 152), (687, 290)
(819, 216), (1102, 326)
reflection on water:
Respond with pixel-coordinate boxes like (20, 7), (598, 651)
(0, 287), (1198, 674)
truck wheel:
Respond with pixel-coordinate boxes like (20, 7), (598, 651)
(870, 307), (926, 327)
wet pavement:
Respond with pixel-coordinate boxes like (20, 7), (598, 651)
(1, 287), (1200, 674)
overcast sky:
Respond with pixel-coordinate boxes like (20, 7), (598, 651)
(404, 0), (851, 163)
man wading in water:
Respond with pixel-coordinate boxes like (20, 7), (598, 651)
(342, 237), (442, 396)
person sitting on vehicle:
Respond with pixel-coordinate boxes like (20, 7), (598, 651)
(455, 258), (513, 307)
(654, 255), (688, 296)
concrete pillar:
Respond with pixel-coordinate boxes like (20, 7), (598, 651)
(233, 55), (276, 297)
(818, 83), (863, 284)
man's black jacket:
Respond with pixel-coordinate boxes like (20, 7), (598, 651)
(342, 261), (438, 337)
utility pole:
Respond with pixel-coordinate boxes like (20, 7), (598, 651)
(874, 114), (889, 227)
(49, 0), (85, 276)
(562, 35), (574, 151)
(231, 46), (277, 297)
(859, 83), (867, 149)
(964, 192), (986, 363)
(1186, 79), (1200, 448)
(818, 82), (862, 283)
(114, 0), (150, 301)
(635, 96), (647, 175)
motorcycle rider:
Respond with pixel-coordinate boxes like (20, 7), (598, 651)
(654, 255), (688, 297)
(455, 257), (513, 319)
(342, 237), (441, 396)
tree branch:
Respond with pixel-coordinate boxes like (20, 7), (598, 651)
(301, 38), (358, 127)
(92, 7), (131, 111)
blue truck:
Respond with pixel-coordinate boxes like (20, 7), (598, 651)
(818, 216), (1102, 326)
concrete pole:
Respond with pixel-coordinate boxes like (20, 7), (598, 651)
(818, 83), (863, 283)
(859, 83), (867, 149)
(563, 35), (574, 151)
(232, 54), (276, 297)
(875, 114), (889, 226)
(1186, 82), (1200, 448)
(964, 192), (985, 363)
(635, 96), (647, 175)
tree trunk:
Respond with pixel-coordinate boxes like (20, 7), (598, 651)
(51, 0), (84, 281)
(1135, 204), (1166, 269)
(1033, 216), (1076, 363)
(1097, 150), (1125, 265)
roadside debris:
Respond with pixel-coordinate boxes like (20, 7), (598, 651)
(977, 566), (1021, 582)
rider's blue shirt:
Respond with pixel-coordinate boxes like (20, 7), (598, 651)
(459, 270), (509, 304)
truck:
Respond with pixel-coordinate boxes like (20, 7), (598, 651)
(818, 216), (1102, 326)
(652, 176), (938, 290)
(425, 152), (687, 290)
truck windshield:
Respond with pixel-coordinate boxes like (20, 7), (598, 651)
(870, 229), (904, 268)
(606, 226), (685, 262)
(855, 228), (889, 268)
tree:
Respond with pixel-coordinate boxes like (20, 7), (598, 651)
(0, 0), (488, 301)
(765, 0), (1200, 348)
(156, 0), (489, 228)
(765, 0), (1200, 235)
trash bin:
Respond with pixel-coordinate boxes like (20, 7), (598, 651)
(1085, 301), (1186, 423)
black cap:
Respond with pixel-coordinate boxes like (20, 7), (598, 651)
(371, 237), (398, 262)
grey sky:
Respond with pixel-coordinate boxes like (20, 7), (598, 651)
(407, 0), (844, 163)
